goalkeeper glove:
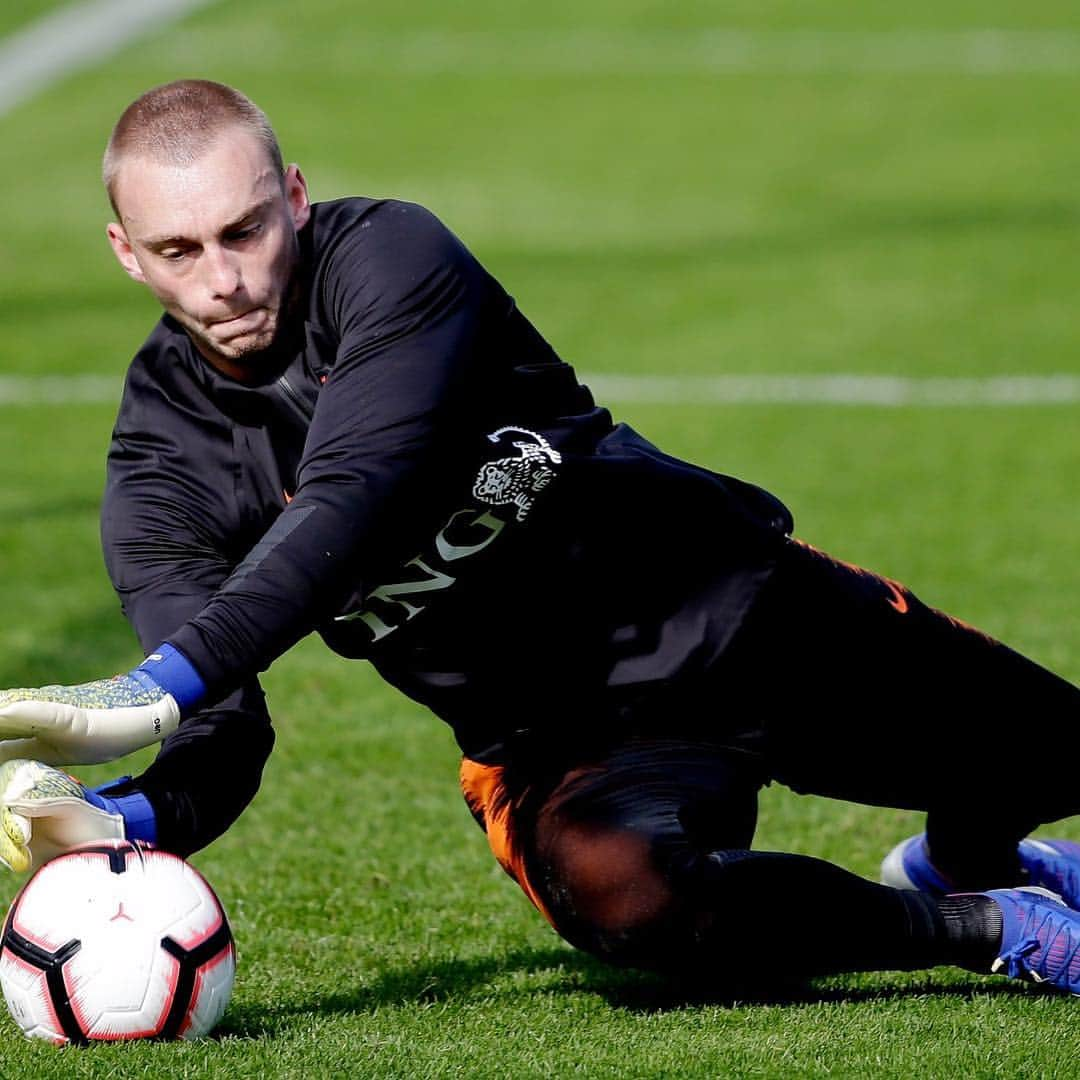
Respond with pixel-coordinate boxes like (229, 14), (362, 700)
(0, 643), (205, 766)
(0, 759), (156, 873)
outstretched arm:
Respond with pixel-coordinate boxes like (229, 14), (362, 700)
(0, 477), (276, 866)
(0, 679), (273, 870)
(0, 203), (505, 825)
(103, 503), (277, 856)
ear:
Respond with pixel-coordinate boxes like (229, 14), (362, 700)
(284, 164), (311, 231)
(106, 222), (146, 284)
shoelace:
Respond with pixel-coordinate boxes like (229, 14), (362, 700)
(995, 903), (1080, 984)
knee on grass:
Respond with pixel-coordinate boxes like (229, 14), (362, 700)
(538, 822), (694, 969)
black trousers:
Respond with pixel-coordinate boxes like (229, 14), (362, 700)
(461, 538), (1080, 975)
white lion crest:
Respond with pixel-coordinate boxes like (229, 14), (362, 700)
(472, 427), (562, 522)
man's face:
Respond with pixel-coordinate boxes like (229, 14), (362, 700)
(106, 127), (311, 379)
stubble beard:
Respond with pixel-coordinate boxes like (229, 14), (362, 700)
(194, 310), (279, 363)
(183, 265), (302, 377)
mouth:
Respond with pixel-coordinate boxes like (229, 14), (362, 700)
(209, 308), (266, 336)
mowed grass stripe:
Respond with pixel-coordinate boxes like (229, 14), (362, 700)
(4, 373), (1080, 407)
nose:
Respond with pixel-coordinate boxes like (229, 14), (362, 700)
(203, 245), (243, 300)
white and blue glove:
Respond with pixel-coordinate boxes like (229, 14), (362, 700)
(0, 643), (206, 767)
(0, 759), (157, 873)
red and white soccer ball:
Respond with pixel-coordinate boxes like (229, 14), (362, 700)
(0, 840), (235, 1044)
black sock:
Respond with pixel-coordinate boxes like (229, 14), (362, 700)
(677, 851), (1007, 977)
(899, 890), (1003, 972)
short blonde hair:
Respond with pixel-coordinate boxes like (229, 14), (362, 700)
(103, 80), (284, 217)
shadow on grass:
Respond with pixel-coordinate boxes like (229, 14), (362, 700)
(218, 946), (1033, 1040)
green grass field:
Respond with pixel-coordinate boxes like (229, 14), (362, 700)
(2, 1), (1080, 1076)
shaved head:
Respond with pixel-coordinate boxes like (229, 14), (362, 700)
(103, 80), (311, 379)
(103, 80), (284, 218)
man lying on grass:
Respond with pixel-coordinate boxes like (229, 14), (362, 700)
(2, 80), (1078, 994)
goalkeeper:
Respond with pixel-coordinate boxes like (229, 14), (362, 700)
(3, 79), (1080, 994)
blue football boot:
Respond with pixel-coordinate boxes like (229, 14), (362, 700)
(882, 833), (1080, 909)
(985, 888), (1080, 994)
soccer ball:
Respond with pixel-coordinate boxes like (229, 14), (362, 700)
(0, 840), (235, 1044)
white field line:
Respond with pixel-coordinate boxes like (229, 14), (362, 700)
(336, 29), (1080, 77)
(0, 375), (119, 405)
(2, 373), (1079, 408)
(0, 0), (217, 119)
(587, 373), (1080, 406)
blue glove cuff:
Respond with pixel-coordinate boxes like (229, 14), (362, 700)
(86, 782), (158, 846)
(134, 642), (207, 715)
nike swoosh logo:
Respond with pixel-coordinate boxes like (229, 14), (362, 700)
(883, 579), (909, 614)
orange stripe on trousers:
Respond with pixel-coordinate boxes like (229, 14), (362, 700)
(459, 757), (555, 926)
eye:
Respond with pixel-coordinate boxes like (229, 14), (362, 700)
(159, 248), (190, 262)
(226, 223), (262, 243)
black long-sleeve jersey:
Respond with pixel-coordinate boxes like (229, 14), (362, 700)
(100, 198), (793, 854)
